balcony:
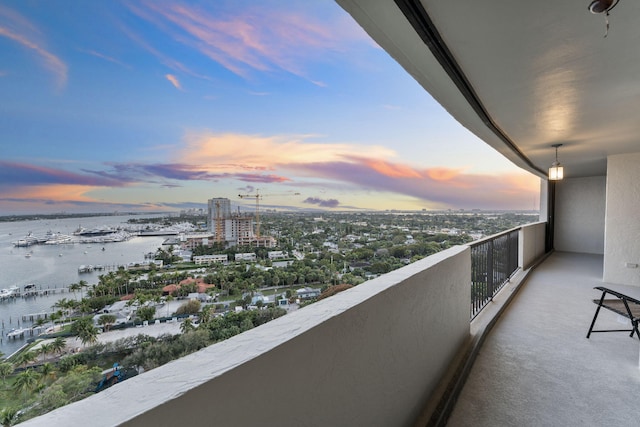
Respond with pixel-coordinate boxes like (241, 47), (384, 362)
(447, 250), (640, 427)
(21, 223), (549, 427)
(20, 219), (640, 426)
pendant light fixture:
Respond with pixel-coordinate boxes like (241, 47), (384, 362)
(588, 0), (620, 37)
(549, 144), (564, 181)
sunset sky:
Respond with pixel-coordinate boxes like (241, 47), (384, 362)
(0, 0), (540, 215)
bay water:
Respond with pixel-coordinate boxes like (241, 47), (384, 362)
(0, 214), (167, 358)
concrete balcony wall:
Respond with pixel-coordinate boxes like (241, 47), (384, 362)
(519, 221), (547, 270)
(604, 152), (640, 286)
(554, 176), (606, 255)
(23, 246), (471, 427)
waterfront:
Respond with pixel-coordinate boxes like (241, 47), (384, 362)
(0, 214), (167, 357)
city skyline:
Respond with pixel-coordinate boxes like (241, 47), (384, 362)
(0, 1), (540, 215)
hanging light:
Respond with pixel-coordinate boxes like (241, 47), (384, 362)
(588, 0), (619, 14)
(588, 0), (620, 37)
(549, 144), (564, 181)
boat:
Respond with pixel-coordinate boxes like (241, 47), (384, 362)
(74, 226), (118, 237)
(25, 252), (32, 258)
(12, 232), (39, 247)
(23, 283), (38, 296)
(0, 286), (19, 299)
(44, 232), (73, 245)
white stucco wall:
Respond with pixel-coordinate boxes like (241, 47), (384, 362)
(520, 222), (547, 270)
(554, 176), (606, 254)
(603, 153), (640, 286)
(23, 246), (471, 427)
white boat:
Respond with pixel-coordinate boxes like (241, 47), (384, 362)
(44, 232), (73, 245)
(0, 286), (19, 299)
(12, 232), (39, 247)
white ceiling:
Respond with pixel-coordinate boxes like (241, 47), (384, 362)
(337, 0), (640, 179)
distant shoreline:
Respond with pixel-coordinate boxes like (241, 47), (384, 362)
(0, 212), (170, 223)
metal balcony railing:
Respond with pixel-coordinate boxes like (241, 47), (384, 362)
(470, 228), (519, 319)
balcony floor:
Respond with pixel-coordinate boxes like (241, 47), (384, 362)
(448, 251), (640, 426)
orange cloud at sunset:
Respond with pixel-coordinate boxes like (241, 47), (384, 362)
(173, 130), (540, 210)
(2, 184), (99, 202)
(178, 131), (396, 170)
(363, 159), (422, 179)
(428, 168), (463, 181)
(165, 74), (182, 89)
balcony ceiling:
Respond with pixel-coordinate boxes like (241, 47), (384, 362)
(337, 0), (640, 179)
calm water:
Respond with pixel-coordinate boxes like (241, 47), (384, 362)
(0, 215), (166, 357)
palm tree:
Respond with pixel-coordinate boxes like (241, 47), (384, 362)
(78, 279), (88, 299)
(0, 362), (14, 385)
(39, 362), (57, 384)
(0, 407), (18, 427)
(15, 351), (37, 369)
(164, 295), (174, 317)
(33, 317), (46, 329)
(51, 337), (66, 355)
(69, 282), (81, 300)
(49, 311), (61, 326)
(13, 368), (39, 398)
(180, 318), (195, 334)
(37, 343), (53, 363)
(199, 304), (213, 324)
(98, 314), (117, 332)
(71, 318), (98, 346)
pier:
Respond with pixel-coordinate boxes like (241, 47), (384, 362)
(0, 286), (70, 305)
(6, 328), (28, 339)
(22, 312), (52, 322)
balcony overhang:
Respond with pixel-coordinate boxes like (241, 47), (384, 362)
(337, 0), (640, 179)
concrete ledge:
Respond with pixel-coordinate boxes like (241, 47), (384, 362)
(21, 246), (471, 427)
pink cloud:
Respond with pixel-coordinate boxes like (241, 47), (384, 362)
(285, 159), (539, 210)
(126, 2), (367, 83)
(79, 48), (129, 68)
(0, 6), (67, 88)
(165, 74), (182, 89)
(174, 131), (538, 210)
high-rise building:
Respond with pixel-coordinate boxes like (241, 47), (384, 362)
(206, 197), (275, 247)
(207, 198), (232, 241)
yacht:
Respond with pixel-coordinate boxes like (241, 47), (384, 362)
(44, 232), (74, 245)
(12, 232), (39, 247)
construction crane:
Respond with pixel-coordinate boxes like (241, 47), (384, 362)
(238, 191), (300, 238)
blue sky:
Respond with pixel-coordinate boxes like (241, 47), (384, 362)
(0, 0), (539, 214)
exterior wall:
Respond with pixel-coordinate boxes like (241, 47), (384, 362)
(193, 254), (228, 265)
(603, 153), (640, 286)
(268, 250), (286, 260)
(554, 176), (606, 254)
(519, 221), (547, 270)
(21, 246), (471, 427)
(235, 252), (256, 261)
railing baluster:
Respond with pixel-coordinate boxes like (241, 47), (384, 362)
(470, 228), (520, 319)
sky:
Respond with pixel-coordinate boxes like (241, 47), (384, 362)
(0, 0), (540, 215)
